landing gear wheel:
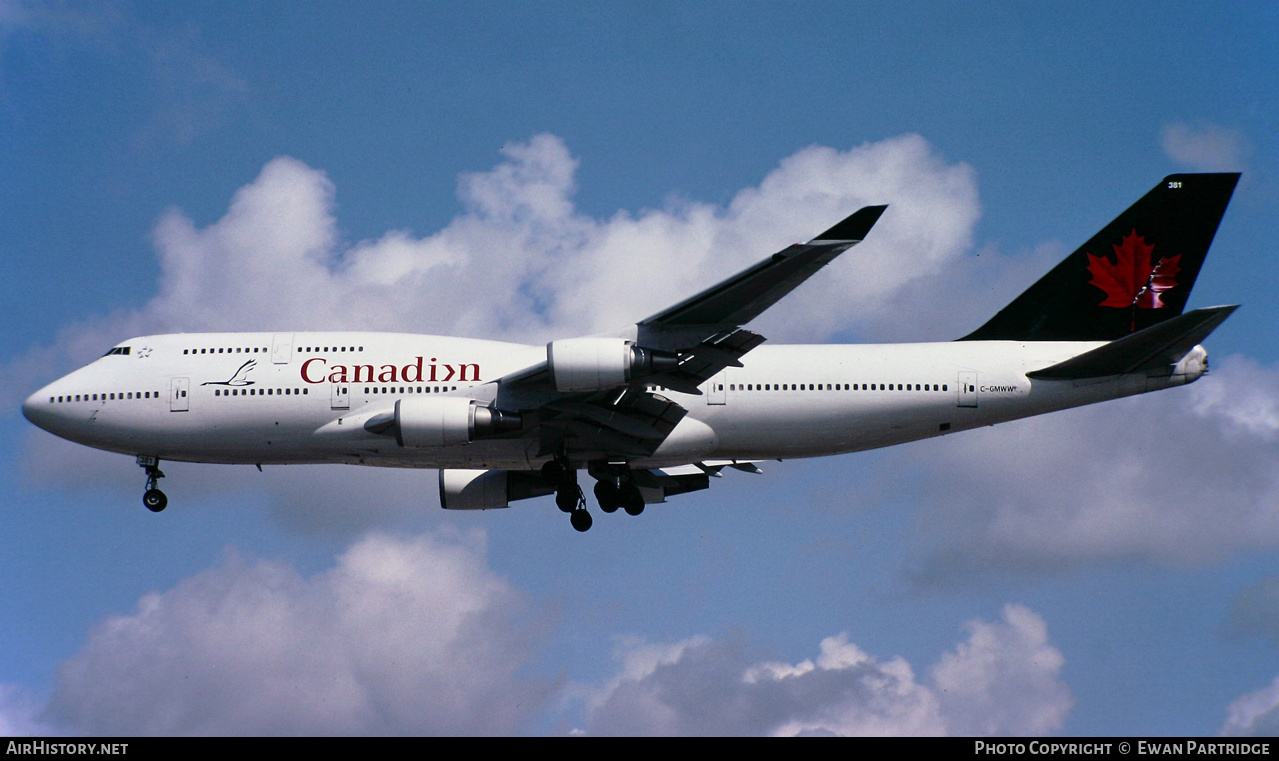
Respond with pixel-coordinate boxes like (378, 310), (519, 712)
(570, 508), (593, 532)
(547, 452), (581, 514)
(542, 459), (569, 485)
(621, 482), (645, 516)
(137, 455), (168, 514)
(594, 480), (621, 513)
(556, 488), (578, 513)
(143, 488), (168, 512)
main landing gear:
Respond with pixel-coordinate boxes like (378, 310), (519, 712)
(593, 475), (645, 516)
(542, 455), (648, 532)
(137, 455), (167, 512)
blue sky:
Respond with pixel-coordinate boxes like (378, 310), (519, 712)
(2, 0), (1278, 736)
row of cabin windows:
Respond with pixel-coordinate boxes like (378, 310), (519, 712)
(365, 386), (458, 394)
(185, 347), (266, 355)
(185, 346), (367, 355)
(298, 346), (363, 353)
(213, 387), (308, 396)
(725, 382), (949, 392)
(50, 391), (160, 403)
(210, 386), (463, 397)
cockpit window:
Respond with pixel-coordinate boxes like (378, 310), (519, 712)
(102, 347), (132, 357)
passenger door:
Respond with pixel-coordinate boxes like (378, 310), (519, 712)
(170, 377), (190, 412)
(331, 383), (349, 410)
(957, 371), (978, 408)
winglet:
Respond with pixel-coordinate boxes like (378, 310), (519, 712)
(810, 205), (888, 243)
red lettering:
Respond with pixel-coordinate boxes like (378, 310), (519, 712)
(402, 357), (424, 383)
(301, 358), (327, 384)
(307, 356), (479, 384)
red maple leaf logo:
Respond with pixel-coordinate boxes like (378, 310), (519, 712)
(1086, 230), (1182, 309)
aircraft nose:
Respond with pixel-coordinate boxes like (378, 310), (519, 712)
(23, 389), (46, 427)
(22, 385), (60, 433)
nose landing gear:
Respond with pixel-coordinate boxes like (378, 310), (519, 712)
(543, 454), (591, 532)
(137, 455), (167, 512)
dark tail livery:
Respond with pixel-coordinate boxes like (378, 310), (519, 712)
(962, 173), (1240, 342)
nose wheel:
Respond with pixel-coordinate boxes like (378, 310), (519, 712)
(137, 455), (167, 513)
(143, 487), (167, 512)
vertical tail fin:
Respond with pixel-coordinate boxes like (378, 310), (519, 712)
(961, 173), (1239, 341)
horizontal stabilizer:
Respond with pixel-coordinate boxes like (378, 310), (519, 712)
(1027, 305), (1237, 380)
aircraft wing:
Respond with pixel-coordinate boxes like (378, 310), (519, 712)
(533, 387), (689, 458)
(636, 204), (888, 351)
(498, 204), (887, 393)
(487, 205), (887, 458)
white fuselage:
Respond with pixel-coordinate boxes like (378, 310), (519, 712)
(22, 331), (1198, 472)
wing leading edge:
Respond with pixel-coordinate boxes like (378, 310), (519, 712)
(636, 204), (888, 351)
(486, 204), (889, 461)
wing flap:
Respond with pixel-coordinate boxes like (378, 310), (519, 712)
(641, 328), (766, 395)
(631, 468), (711, 500)
(537, 389), (688, 457)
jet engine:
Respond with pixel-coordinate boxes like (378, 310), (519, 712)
(439, 469), (555, 509)
(546, 337), (678, 392)
(364, 397), (522, 447)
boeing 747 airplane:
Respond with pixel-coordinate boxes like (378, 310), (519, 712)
(23, 173), (1239, 531)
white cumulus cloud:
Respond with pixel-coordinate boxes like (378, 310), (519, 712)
(46, 529), (554, 735)
(579, 604), (1070, 736)
(138, 132), (977, 345)
(902, 354), (1279, 581)
(0, 684), (57, 736)
(1161, 123), (1248, 172)
(1222, 676), (1279, 737)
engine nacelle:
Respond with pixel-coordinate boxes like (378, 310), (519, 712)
(439, 469), (510, 509)
(547, 337), (679, 392)
(396, 396), (473, 447)
(366, 397), (523, 448)
(439, 469), (555, 510)
(547, 337), (631, 392)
